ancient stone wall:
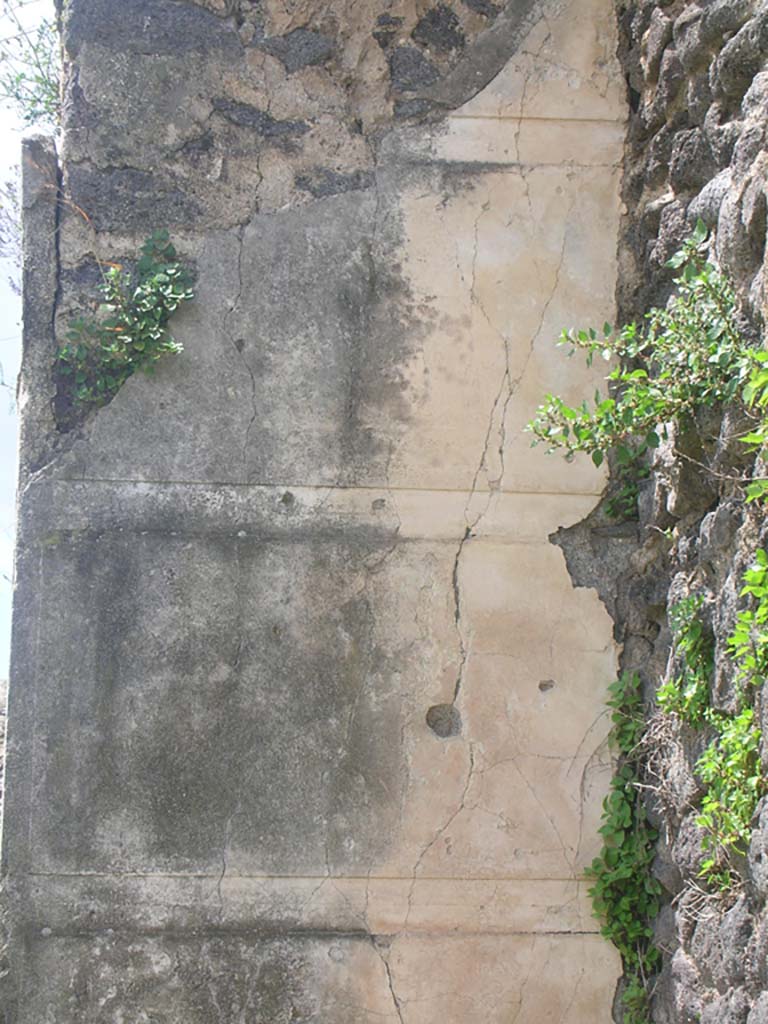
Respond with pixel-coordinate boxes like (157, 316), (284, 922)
(2, 0), (629, 1021)
(555, 0), (768, 1020)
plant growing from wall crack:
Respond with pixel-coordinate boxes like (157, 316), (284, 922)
(587, 672), (661, 1024)
(526, 221), (751, 519)
(56, 230), (193, 421)
(657, 595), (713, 725)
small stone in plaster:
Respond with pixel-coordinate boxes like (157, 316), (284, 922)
(538, 679), (556, 692)
(426, 703), (462, 737)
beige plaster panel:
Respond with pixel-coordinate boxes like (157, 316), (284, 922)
(379, 934), (617, 1023)
(372, 538), (615, 881)
(386, 146), (622, 495)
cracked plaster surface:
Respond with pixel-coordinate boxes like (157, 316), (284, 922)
(8, 0), (627, 1019)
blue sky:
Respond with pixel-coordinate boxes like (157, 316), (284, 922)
(0, 0), (56, 675)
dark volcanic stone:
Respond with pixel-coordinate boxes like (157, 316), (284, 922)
(259, 28), (336, 73)
(645, 8), (673, 80)
(66, 166), (201, 232)
(412, 5), (466, 53)
(212, 99), (309, 139)
(389, 45), (440, 91)
(711, 11), (768, 102)
(669, 128), (717, 192)
(673, 4), (708, 73)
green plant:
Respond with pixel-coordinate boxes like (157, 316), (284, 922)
(587, 672), (661, 1024)
(727, 549), (768, 687)
(657, 596), (713, 725)
(526, 222), (748, 517)
(696, 707), (764, 888)
(653, 559), (767, 891)
(56, 231), (193, 416)
(0, 1), (60, 126)
(741, 353), (768, 503)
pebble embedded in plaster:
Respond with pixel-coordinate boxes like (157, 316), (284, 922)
(426, 702), (463, 737)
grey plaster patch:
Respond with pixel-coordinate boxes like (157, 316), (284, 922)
(60, 185), (430, 488)
(394, 97), (438, 118)
(16, 137), (60, 484)
(17, 933), (373, 1024)
(27, 528), (404, 875)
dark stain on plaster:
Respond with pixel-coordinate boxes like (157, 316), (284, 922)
(295, 167), (376, 199)
(227, 188), (433, 487)
(55, 934), (342, 1022)
(34, 532), (404, 876)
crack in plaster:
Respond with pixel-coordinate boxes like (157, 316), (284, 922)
(372, 938), (407, 1024)
(404, 743), (476, 929)
(222, 223), (259, 483)
(450, 198), (570, 713)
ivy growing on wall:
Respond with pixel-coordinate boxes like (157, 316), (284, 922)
(587, 672), (661, 1024)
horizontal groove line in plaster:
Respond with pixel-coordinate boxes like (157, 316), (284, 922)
(56, 478), (603, 498)
(449, 114), (625, 125)
(399, 160), (621, 170)
(28, 533), (579, 549)
(26, 871), (594, 883)
(30, 929), (603, 940)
